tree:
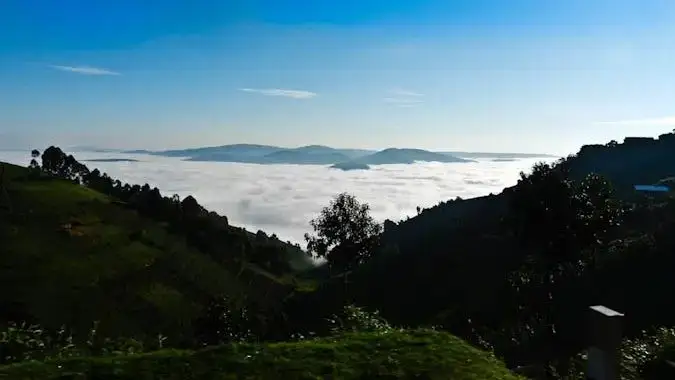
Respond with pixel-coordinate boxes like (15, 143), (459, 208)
(304, 193), (382, 275)
(504, 160), (625, 367)
(29, 149), (41, 170)
(40, 146), (89, 183)
(0, 164), (10, 212)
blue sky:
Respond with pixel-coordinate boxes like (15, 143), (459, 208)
(2, 0), (675, 155)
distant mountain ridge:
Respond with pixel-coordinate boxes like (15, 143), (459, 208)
(119, 144), (553, 168)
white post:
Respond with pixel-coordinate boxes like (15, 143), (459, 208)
(587, 305), (624, 380)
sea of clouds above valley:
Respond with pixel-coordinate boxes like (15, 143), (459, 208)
(0, 150), (555, 246)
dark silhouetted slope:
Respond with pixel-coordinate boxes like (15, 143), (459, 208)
(563, 134), (675, 195)
(0, 161), (305, 341)
(294, 131), (675, 354)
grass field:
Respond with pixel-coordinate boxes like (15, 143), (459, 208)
(0, 329), (523, 379)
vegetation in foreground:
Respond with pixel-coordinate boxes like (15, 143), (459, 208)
(0, 328), (522, 380)
(1, 148), (519, 378)
(4, 133), (675, 379)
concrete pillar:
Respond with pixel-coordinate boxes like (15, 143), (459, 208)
(587, 305), (624, 380)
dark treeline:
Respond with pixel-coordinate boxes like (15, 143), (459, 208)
(17, 147), (315, 348)
(285, 134), (675, 378)
(5, 136), (675, 379)
(34, 146), (304, 277)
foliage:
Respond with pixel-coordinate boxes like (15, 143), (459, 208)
(502, 161), (626, 364)
(304, 192), (382, 274)
(192, 296), (258, 346)
(6, 132), (675, 378)
(0, 151), (307, 347)
(295, 133), (675, 378)
(0, 322), (78, 364)
(327, 305), (393, 335)
(621, 327), (675, 379)
(40, 146), (90, 184)
(0, 321), (150, 365)
(0, 329), (523, 380)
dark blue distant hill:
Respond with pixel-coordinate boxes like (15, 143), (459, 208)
(123, 144), (487, 167)
(261, 149), (351, 165)
(330, 161), (371, 171)
(349, 148), (473, 165)
(131, 144), (377, 165)
(329, 148), (473, 170)
(154, 144), (283, 158)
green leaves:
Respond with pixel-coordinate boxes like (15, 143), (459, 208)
(305, 193), (382, 273)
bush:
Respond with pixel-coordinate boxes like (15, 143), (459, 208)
(0, 322), (150, 365)
(624, 327), (675, 379)
(327, 305), (393, 335)
(0, 322), (79, 364)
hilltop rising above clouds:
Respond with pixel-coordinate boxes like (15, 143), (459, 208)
(122, 144), (553, 169)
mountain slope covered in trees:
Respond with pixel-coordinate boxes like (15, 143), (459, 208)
(0, 147), (522, 379)
(288, 132), (675, 378)
(5, 133), (675, 378)
(0, 150), (313, 345)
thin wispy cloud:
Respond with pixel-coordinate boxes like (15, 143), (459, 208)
(49, 65), (121, 76)
(390, 88), (424, 97)
(595, 116), (675, 126)
(240, 88), (317, 99)
(383, 88), (425, 107)
(383, 97), (424, 106)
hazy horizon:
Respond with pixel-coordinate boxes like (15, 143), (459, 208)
(0, 143), (558, 157)
(0, 150), (553, 245)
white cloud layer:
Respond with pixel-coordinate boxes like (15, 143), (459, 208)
(0, 151), (550, 246)
(49, 65), (121, 76)
(240, 88), (317, 99)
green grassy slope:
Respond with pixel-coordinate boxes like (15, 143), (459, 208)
(0, 330), (523, 380)
(0, 162), (285, 340)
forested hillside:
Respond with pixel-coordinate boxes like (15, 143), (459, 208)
(0, 148), (313, 345)
(289, 132), (675, 378)
(0, 147), (519, 379)
(4, 134), (675, 379)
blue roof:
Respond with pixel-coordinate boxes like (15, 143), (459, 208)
(634, 185), (670, 192)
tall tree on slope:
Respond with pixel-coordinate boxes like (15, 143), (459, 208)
(305, 192), (382, 277)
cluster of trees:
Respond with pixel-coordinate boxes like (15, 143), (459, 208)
(16, 138), (675, 378)
(30, 147), (300, 277)
(291, 149), (675, 377)
(21, 147), (391, 346)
